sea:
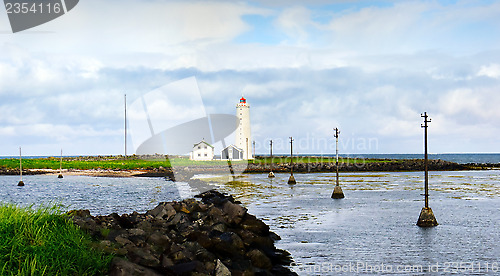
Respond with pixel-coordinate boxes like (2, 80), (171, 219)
(341, 153), (500, 164)
(1, 154), (499, 275)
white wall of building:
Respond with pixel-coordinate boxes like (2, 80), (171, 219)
(235, 97), (253, 159)
(190, 141), (214, 161)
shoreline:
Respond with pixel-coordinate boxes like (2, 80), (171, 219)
(1, 159), (498, 178)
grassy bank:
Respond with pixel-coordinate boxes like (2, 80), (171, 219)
(0, 204), (112, 275)
(0, 155), (390, 171)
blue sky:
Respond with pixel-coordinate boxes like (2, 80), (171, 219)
(1, 0), (500, 156)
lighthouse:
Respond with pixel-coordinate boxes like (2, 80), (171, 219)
(235, 96), (253, 159)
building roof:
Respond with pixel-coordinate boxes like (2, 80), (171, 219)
(193, 140), (214, 148)
(222, 144), (243, 152)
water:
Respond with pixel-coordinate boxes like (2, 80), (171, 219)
(1, 171), (499, 275)
(0, 175), (182, 215)
(211, 171), (500, 275)
(341, 153), (500, 164)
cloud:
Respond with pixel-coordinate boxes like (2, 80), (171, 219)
(1, 0), (500, 155)
(275, 6), (313, 43)
(1, 0), (267, 53)
(477, 64), (500, 79)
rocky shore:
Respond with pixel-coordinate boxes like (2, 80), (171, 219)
(69, 190), (296, 276)
(1, 158), (494, 179)
(133, 159), (470, 181)
(245, 158), (468, 173)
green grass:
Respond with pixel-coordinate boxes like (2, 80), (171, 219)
(0, 156), (172, 170)
(0, 155), (393, 171)
(0, 204), (112, 275)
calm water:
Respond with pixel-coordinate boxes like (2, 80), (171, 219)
(0, 175), (182, 215)
(339, 153), (500, 164)
(1, 171), (499, 275)
(212, 171), (500, 275)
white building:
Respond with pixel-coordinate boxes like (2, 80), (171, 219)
(221, 145), (244, 160)
(190, 140), (214, 161)
(235, 96), (253, 159)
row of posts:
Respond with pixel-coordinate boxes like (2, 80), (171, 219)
(16, 113), (437, 227)
(268, 113), (437, 227)
(17, 147), (63, 186)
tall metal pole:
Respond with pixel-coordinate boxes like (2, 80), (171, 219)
(124, 94), (127, 158)
(288, 137), (296, 184)
(270, 140), (273, 159)
(18, 147), (24, 186)
(268, 140), (275, 178)
(422, 112), (430, 208)
(58, 148), (63, 178)
(417, 112), (437, 227)
(335, 128), (340, 187)
(19, 147), (22, 181)
(290, 137), (293, 174)
(331, 128), (344, 198)
(253, 140), (256, 159)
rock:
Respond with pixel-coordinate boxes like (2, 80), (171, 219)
(147, 203), (176, 220)
(67, 209), (91, 217)
(109, 258), (162, 276)
(128, 228), (146, 236)
(215, 259), (231, 276)
(219, 232), (245, 250)
(160, 255), (174, 268)
(247, 249), (272, 270)
(169, 261), (202, 275)
(146, 232), (172, 252)
(188, 231), (214, 249)
(223, 201), (247, 225)
(240, 214), (269, 235)
(212, 222), (227, 233)
(167, 212), (189, 227)
(128, 248), (160, 268)
(137, 220), (153, 232)
(115, 235), (133, 246)
(71, 189), (297, 276)
(181, 198), (202, 213)
(183, 241), (215, 262)
(250, 236), (275, 251)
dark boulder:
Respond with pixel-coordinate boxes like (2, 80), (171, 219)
(70, 189), (297, 275)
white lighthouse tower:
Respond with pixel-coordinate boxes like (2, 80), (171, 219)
(235, 96), (253, 159)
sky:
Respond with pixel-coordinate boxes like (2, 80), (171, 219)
(1, 0), (500, 156)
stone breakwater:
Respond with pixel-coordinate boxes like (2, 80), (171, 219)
(69, 190), (297, 276)
(1, 158), (487, 178)
(245, 159), (467, 173)
(135, 159), (467, 180)
(124, 159), (469, 181)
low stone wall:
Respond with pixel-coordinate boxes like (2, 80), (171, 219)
(0, 158), (477, 178)
(0, 168), (48, 175)
(155, 159), (468, 180)
(245, 159), (467, 173)
(69, 190), (297, 276)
